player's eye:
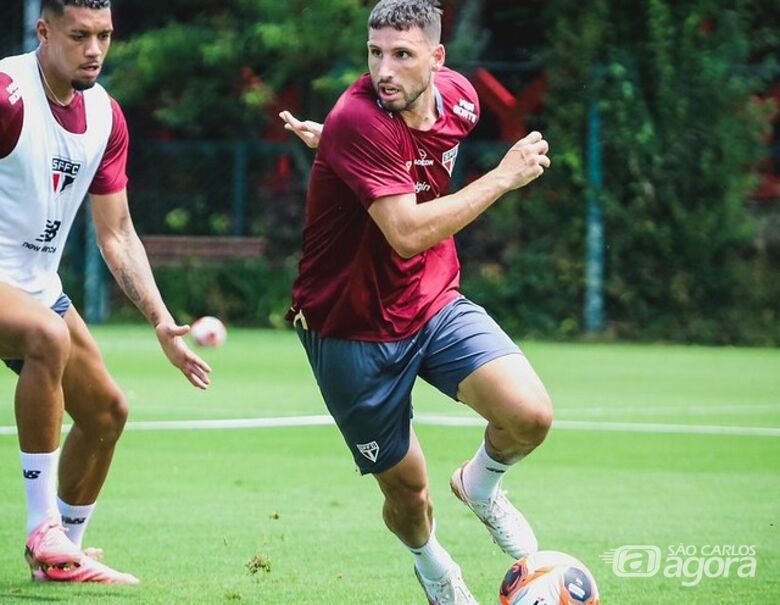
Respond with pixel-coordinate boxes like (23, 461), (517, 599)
(396, 50), (411, 59)
(369, 48), (381, 57)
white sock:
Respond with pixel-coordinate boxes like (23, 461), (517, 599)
(20, 450), (60, 534)
(407, 524), (456, 580)
(57, 497), (96, 548)
(462, 441), (512, 501)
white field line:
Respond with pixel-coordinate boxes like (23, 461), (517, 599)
(554, 403), (780, 417)
(0, 414), (779, 437)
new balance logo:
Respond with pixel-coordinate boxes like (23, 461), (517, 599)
(62, 516), (87, 525)
(356, 441), (380, 463)
(23, 470), (41, 479)
(35, 219), (62, 243)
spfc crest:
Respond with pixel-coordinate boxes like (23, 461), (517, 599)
(51, 156), (82, 195)
(442, 144), (460, 176)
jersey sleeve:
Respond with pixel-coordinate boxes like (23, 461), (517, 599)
(322, 102), (415, 208)
(0, 72), (24, 159)
(89, 96), (129, 195)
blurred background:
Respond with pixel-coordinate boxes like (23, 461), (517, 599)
(1, 0), (779, 345)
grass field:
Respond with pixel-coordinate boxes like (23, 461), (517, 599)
(0, 326), (778, 604)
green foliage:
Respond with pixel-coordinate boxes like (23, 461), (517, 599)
(462, 0), (779, 344)
(111, 259), (298, 328)
(107, 0), (369, 137)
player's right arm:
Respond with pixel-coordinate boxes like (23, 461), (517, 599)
(368, 131), (550, 259)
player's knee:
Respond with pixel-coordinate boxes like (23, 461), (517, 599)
(89, 389), (129, 445)
(23, 318), (71, 369)
(504, 393), (553, 447)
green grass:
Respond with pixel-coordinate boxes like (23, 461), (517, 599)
(1, 326), (778, 603)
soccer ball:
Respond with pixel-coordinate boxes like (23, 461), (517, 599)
(190, 316), (227, 347)
(499, 550), (600, 605)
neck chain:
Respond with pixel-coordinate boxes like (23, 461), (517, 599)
(35, 51), (71, 107)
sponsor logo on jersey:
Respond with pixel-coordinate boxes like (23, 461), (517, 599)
(415, 181), (432, 194)
(6, 80), (22, 105)
(35, 219), (62, 244)
(442, 144), (460, 176)
(51, 156), (82, 195)
(356, 441), (380, 463)
(453, 98), (477, 124)
(414, 148), (434, 167)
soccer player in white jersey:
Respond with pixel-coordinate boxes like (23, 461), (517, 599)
(0, 0), (211, 584)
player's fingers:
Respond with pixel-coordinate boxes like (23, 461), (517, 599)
(538, 154), (551, 168)
(191, 355), (212, 374)
(184, 360), (211, 388)
(279, 111), (303, 129)
(186, 370), (209, 390)
(521, 130), (543, 145)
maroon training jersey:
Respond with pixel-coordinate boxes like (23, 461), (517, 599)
(0, 72), (129, 195)
(288, 67), (480, 340)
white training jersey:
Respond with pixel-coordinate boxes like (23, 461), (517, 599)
(0, 51), (112, 306)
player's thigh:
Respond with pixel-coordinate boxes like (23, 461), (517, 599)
(457, 353), (552, 427)
(419, 297), (551, 423)
(0, 282), (69, 359)
(296, 326), (421, 475)
(61, 305), (125, 425)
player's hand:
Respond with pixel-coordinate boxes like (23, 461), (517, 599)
(496, 131), (550, 191)
(155, 322), (212, 390)
(279, 110), (323, 149)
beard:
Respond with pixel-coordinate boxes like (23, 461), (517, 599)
(374, 74), (430, 113)
(72, 78), (97, 92)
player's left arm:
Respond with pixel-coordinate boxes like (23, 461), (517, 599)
(90, 190), (212, 389)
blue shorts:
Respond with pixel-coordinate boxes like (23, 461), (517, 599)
(3, 293), (71, 376)
(296, 297), (521, 475)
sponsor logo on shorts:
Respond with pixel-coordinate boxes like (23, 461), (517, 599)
(356, 441), (380, 463)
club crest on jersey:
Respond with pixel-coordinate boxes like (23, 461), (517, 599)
(51, 156), (82, 195)
(442, 144), (460, 176)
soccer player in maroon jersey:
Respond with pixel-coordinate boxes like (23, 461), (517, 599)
(0, 0), (211, 583)
(280, 1), (552, 602)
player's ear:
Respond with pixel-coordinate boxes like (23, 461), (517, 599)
(432, 44), (445, 72)
(36, 18), (51, 46)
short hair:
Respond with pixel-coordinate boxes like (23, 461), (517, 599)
(41, 0), (111, 16)
(368, 0), (442, 44)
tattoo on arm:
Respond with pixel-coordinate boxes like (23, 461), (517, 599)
(102, 229), (164, 326)
(116, 262), (161, 325)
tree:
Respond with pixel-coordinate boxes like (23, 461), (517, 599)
(107, 0), (370, 138)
